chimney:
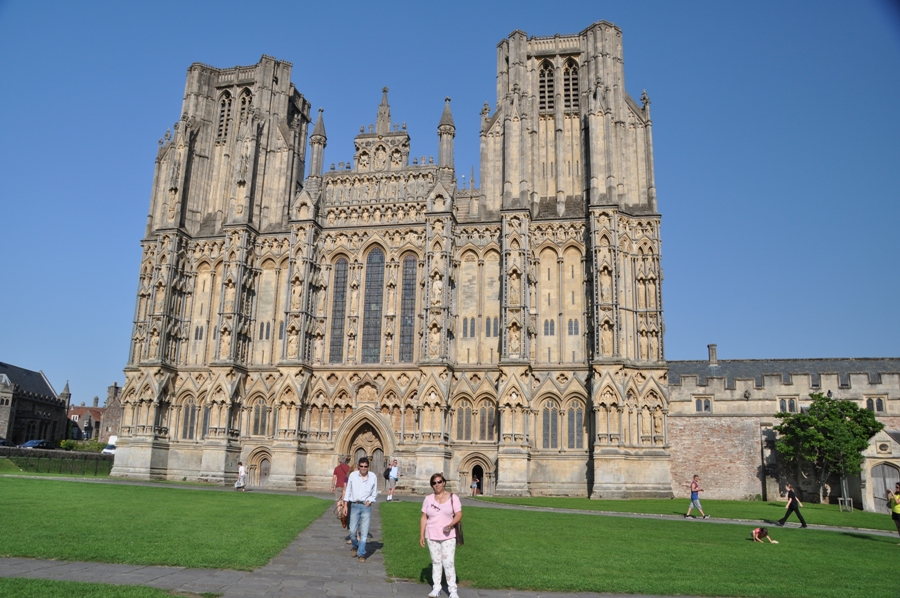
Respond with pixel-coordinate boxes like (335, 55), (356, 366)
(93, 396), (99, 408)
(708, 344), (718, 366)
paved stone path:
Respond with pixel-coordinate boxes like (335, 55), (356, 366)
(1, 477), (895, 597)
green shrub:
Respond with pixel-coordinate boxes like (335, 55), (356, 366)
(58, 440), (105, 453)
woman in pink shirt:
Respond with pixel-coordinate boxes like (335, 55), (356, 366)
(420, 473), (463, 598)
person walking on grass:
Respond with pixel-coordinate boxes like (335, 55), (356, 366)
(420, 472), (462, 598)
(776, 483), (807, 528)
(341, 456), (377, 562)
(235, 462), (247, 491)
(387, 459), (399, 501)
(887, 483), (900, 544)
(684, 475), (709, 519)
(751, 527), (779, 544)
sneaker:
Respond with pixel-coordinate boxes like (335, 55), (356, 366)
(387, 496), (392, 501)
(449, 592), (459, 598)
(800, 525), (808, 528)
(428, 592), (441, 598)
(358, 556), (366, 562)
(702, 515), (709, 519)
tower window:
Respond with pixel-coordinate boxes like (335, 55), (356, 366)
(329, 259), (349, 363)
(217, 91), (233, 140)
(399, 255), (417, 362)
(539, 61), (555, 111)
(563, 59), (579, 110)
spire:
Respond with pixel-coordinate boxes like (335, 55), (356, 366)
(439, 97), (455, 129)
(376, 87), (391, 135)
(309, 108), (327, 177)
(311, 108), (326, 139)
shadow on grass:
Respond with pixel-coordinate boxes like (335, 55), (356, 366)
(841, 532), (890, 542)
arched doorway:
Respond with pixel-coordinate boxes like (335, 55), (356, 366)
(348, 422), (384, 469)
(871, 462), (900, 512)
(458, 453), (495, 496)
(248, 449), (272, 488)
(472, 464), (484, 496)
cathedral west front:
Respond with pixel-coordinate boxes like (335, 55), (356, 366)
(113, 21), (900, 505)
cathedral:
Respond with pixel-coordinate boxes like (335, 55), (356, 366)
(111, 21), (900, 507)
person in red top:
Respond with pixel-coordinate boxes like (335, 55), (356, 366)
(332, 456), (350, 502)
(751, 527), (778, 543)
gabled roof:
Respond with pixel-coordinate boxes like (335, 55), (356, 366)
(0, 361), (57, 398)
(668, 358), (900, 389)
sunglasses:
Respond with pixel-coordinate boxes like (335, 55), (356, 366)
(430, 479), (445, 486)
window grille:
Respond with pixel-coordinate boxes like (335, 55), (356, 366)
(399, 255), (416, 362)
(329, 259), (349, 362)
(361, 249), (385, 363)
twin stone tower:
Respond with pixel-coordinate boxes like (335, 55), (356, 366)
(112, 21), (670, 498)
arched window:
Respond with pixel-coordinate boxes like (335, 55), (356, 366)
(478, 401), (495, 441)
(252, 400), (268, 436)
(542, 400), (559, 449)
(493, 317), (499, 337)
(573, 319), (579, 336)
(399, 255), (417, 362)
(361, 248), (385, 363)
(877, 398), (885, 412)
(329, 258), (349, 362)
(238, 89), (252, 123)
(549, 320), (555, 336)
(788, 399), (796, 413)
(181, 400), (197, 440)
(462, 318), (468, 338)
(259, 322), (265, 340)
(278, 321), (284, 340)
(696, 398), (711, 413)
(544, 320), (550, 336)
(217, 91), (232, 140)
(539, 61), (554, 111)
(866, 398), (874, 411)
(456, 400), (472, 441)
(780, 399), (787, 412)
(567, 403), (584, 449)
(563, 59), (579, 110)
(567, 320), (573, 335)
(486, 318), (491, 337)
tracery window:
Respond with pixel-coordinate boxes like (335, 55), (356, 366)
(539, 61), (555, 111)
(462, 318), (469, 338)
(252, 399), (268, 436)
(567, 404), (584, 449)
(329, 258), (349, 362)
(544, 320), (555, 336)
(563, 59), (579, 110)
(493, 317), (499, 337)
(695, 398), (711, 413)
(217, 91), (233, 140)
(478, 401), (495, 441)
(238, 89), (252, 123)
(456, 400), (472, 441)
(399, 255), (417, 362)
(181, 400), (197, 440)
(361, 248), (385, 363)
(542, 400), (559, 449)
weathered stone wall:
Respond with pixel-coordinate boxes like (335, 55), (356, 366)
(668, 415), (766, 500)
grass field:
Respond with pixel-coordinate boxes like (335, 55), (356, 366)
(0, 455), (112, 477)
(0, 477), (330, 570)
(0, 578), (220, 598)
(475, 496), (895, 531)
(380, 501), (898, 598)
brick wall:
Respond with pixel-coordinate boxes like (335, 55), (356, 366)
(668, 416), (765, 500)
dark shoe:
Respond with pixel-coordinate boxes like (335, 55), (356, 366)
(801, 525), (808, 528)
(775, 522), (784, 527)
(683, 514), (689, 518)
(702, 515), (710, 519)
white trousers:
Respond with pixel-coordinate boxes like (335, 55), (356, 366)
(426, 537), (457, 594)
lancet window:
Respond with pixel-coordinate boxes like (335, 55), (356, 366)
(329, 258), (349, 363)
(238, 89), (252, 123)
(456, 400), (473, 441)
(361, 248), (385, 363)
(399, 254), (416, 362)
(542, 400), (559, 449)
(478, 401), (495, 441)
(563, 59), (579, 110)
(181, 400), (197, 440)
(538, 61), (555, 111)
(217, 91), (233, 140)
(252, 399), (269, 436)
(567, 403), (584, 449)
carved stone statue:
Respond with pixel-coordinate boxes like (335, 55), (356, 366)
(154, 287), (165, 313)
(509, 272), (520, 300)
(600, 269), (612, 303)
(428, 326), (440, 357)
(348, 335), (356, 359)
(314, 335), (323, 362)
(149, 331), (159, 359)
(316, 288), (326, 315)
(431, 276), (442, 305)
(385, 334), (393, 360)
(224, 281), (236, 311)
(601, 322), (613, 356)
(288, 330), (299, 359)
(219, 328), (231, 359)
(509, 325), (520, 354)
(290, 281), (302, 310)
(350, 284), (359, 314)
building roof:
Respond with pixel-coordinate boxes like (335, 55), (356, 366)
(0, 361), (58, 398)
(668, 358), (900, 389)
(68, 406), (105, 422)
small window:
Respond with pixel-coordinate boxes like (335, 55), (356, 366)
(544, 320), (549, 336)
(549, 320), (555, 336)
(493, 317), (499, 337)
(876, 398), (885, 412)
(462, 318), (468, 338)
(278, 321), (284, 340)
(573, 320), (579, 335)
(695, 398), (711, 413)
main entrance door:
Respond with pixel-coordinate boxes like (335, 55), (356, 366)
(348, 422), (384, 469)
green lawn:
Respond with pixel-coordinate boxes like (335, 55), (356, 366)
(0, 578), (219, 598)
(380, 501), (898, 598)
(0, 455), (112, 478)
(475, 496), (894, 531)
(0, 477), (330, 570)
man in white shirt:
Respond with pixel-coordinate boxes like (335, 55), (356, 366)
(340, 456), (378, 562)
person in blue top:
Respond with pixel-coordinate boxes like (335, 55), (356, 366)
(684, 475), (709, 519)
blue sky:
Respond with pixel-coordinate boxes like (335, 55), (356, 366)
(0, 0), (897, 406)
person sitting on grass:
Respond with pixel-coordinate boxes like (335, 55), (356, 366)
(752, 527), (778, 544)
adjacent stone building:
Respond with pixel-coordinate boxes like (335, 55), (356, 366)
(67, 383), (122, 443)
(110, 21), (899, 509)
(0, 362), (70, 445)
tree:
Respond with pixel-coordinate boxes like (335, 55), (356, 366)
(774, 392), (883, 503)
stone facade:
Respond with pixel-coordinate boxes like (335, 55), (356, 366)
(112, 22), (671, 498)
(668, 345), (900, 511)
(110, 21), (900, 510)
(0, 362), (69, 445)
(67, 383), (122, 443)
